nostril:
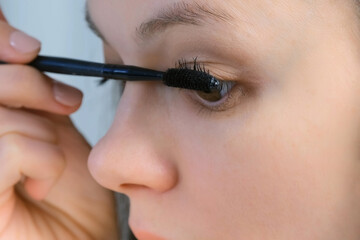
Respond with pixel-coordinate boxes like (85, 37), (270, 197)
(116, 161), (179, 194)
(120, 184), (149, 191)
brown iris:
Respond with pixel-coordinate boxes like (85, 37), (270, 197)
(195, 81), (235, 103)
(196, 90), (223, 102)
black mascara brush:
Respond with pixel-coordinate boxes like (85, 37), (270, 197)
(0, 55), (220, 93)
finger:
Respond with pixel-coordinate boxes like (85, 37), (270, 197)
(0, 107), (57, 143)
(27, 109), (77, 128)
(0, 65), (83, 114)
(0, 9), (7, 22)
(0, 21), (40, 63)
(0, 133), (66, 200)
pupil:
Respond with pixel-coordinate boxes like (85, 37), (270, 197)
(196, 90), (222, 102)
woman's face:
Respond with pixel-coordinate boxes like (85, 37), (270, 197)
(87, 0), (360, 239)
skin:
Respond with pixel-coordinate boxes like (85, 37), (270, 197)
(87, 0), (360, 239)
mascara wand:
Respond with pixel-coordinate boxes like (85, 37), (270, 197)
(0, 55), (220, 92)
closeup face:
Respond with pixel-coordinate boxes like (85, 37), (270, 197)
(87, 0), (360, 239)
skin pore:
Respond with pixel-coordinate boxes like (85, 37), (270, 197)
(87, 0), (360, 239)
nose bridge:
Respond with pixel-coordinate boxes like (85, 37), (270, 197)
(113, 82), (166, 141)
(88, 82), (178, 193)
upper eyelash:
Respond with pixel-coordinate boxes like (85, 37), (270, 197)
(176, 57), (209, 73)
(176, 58), (231, 94)
(99, 59), (242, 114)
(99, 58), (215, 90)
(98, 77), (110, 86)
(175, 58), (247, 114)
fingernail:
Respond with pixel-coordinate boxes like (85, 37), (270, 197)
(10, 31), (41, 53)
(53, 81), (83, 107)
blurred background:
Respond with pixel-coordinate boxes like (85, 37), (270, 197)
(0, 0), (130, 239)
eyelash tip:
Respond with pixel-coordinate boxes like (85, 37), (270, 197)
(98, 78), (110, 86)
(163, 68), (221, 93)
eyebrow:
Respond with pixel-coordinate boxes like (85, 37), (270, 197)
(136, 2), (233, 40)
(85, 1), (233, 44)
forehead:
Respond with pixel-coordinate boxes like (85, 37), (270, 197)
(87, 0), (237, 57)
(87, 0), (308, 24)
(87, 0), (231, 38)
(86, 0), (311, 41)
(87, 0), (314, 63)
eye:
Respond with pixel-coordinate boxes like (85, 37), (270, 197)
(190, 80), (245, 113)
(175, 59), (249, 113)
(195, 81), (236, 103)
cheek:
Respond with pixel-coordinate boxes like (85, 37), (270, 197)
(171, 75), (360, 238)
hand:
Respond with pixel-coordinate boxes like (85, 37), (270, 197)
(0, 9), (118, 240)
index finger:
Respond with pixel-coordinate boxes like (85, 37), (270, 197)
(0, 8), (7, 22)
(0, 65), (83, 115)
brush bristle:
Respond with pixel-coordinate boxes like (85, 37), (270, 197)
(163, 68), (219, 92)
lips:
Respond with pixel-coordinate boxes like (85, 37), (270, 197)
(132, 230), (167, 240)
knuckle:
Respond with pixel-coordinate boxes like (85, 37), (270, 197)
(0, 107), (59, 144)
(36, 146), (66, 179)
(0, 65), (47, 107)
(52, 147), (66, 172)
(0, 112), (12, 131)
(5, 65), (39, 87)
(0, 134), (24, 162)
(0, 106), (9, 120)
(0, 65), (40, 98)
(0, 48), (14, 61)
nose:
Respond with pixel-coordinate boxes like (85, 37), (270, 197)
(88, 82), (178, 194)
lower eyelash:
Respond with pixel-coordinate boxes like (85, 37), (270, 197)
(98, 78), (110, 86)
(174, 59), (246, 114)
(99, 78), (126, 95)
(101, 59), (247, 114)
(193, 84), (246, 114)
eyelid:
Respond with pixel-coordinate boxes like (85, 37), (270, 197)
(185, 83), (248, 114)
(116, 59), (255, 114)
(175, 58), (253, 84)
(174, 58), (256, 114)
